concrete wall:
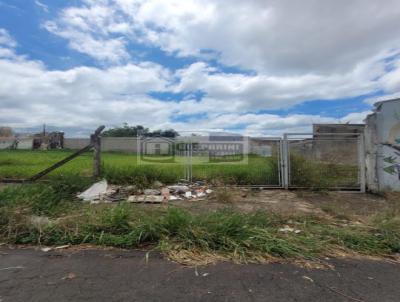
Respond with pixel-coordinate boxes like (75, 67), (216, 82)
(101, 137), (138, 152)
(64, 136), (256, 156)
(289, 138), (359, 165)
(365, 98), (400, 192)
(0, 138), (14, 149)
(17, 138), (33, 149)
(64, 138), (90, 150)
(0, 137), (33, 149)
(64, 137), (139, 153)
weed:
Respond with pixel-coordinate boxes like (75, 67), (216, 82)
(320, 204), (351, 220)
(214, 187), (234, 203)
(1, 180), (399, 263)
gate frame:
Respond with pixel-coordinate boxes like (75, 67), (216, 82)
(282, 132), (366, 192)
(181, 135), (285, 188)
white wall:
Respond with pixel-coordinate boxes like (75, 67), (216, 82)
(64, 138), (90, 150)
(365, 99), (400, 192)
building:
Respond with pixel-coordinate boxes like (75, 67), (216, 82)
(365, 98), (400, 192)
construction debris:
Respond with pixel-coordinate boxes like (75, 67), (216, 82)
(279, 225), (301, 234)
(77, 180), (109, 202)
(40, 245), (70, 252)
(77, 180), (214, 204)
(168, 185), (190, 193)
(144, 189), (161, 195)
(161, 187), (170, 202)
(128, 195), (164, 203)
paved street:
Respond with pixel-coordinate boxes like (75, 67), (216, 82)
(0, 247), (399, 302)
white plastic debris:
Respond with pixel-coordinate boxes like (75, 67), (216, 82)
(205, 189), (213, 194)
(279, 226), (301, 233)
(168, 185), (190, 193)
(40, 245), (70, 252)
(169, 195), (182, 201)
(77, 180), (108, 202)
(185, 191), (192, 198)
(196, 192), (206, 198)
(279, 226), (295, 233)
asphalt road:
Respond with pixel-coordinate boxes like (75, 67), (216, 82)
(0, 247), (399, 302)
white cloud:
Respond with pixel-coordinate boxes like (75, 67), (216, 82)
(0, 12), (394, 138)
(364, 93), (400, 105)
(38, 0), (400, 112)
(378, 61), (400, 93)
(43, 0), (400, 74)
(0, 28), (16, 48)
(0, 40), (372, 137)
(172, 53), (388, 110)
(35, 0), (49, 13)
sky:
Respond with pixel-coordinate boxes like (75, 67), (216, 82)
(1, 0), (400, 137)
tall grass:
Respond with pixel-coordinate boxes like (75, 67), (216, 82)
(1, 179), (399, 262)
(289, 153), (359, 189)
(0, 150), (280, 185)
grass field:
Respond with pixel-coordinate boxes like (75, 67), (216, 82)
(0, 150), (280, 186)
(0, 150), (360, 188)
(0, 178), (399, 264)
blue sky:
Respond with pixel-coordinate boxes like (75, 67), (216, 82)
(0, 0), (400, 137)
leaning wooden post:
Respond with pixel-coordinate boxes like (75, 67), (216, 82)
(91, 125), (105, 179)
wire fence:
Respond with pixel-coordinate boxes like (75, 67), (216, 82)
(0, 130), (366, 191)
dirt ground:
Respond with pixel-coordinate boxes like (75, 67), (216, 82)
(1, 182), (396, 221)
(148, 188), (393, 222)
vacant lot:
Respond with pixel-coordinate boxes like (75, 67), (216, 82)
(0, 149), (359, 188)
(0, 176), (399, 266)
(0, 150), (279, 185)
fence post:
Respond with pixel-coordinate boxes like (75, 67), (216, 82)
(91, 125), (105, 179)
(358, 133), (366, 193)
(282, 134), (289, 189)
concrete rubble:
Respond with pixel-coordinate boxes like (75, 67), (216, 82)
(77, 180), (213, 204)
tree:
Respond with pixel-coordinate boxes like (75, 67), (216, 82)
(102, 123), (148, 137)
(146, 128), (179, 138)
(102, 123), (179, 137)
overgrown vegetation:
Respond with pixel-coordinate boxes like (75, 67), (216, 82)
(0, 150), (280, 185)
(0, 149), (361, 188)
(101, 123), (178, 137)
(0, 179), (399, 263)
(289, 153), (359, 189)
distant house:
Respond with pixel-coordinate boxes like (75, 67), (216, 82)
(141, 137), (174, 155)
(0, 137), (17, 149)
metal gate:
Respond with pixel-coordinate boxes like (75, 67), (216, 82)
(282, 133), (365, 191)
(138, 132), (365, 191)
(178, 133), (283, 187)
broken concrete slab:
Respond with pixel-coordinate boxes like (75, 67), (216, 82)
(144, 189), (161, 195)
(128, 195), (164, 203)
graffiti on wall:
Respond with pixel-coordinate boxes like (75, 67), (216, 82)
(383, 111), (400, 180)
(383, 154), (400, 180)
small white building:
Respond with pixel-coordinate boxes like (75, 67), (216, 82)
(0, 137), (16, 149)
